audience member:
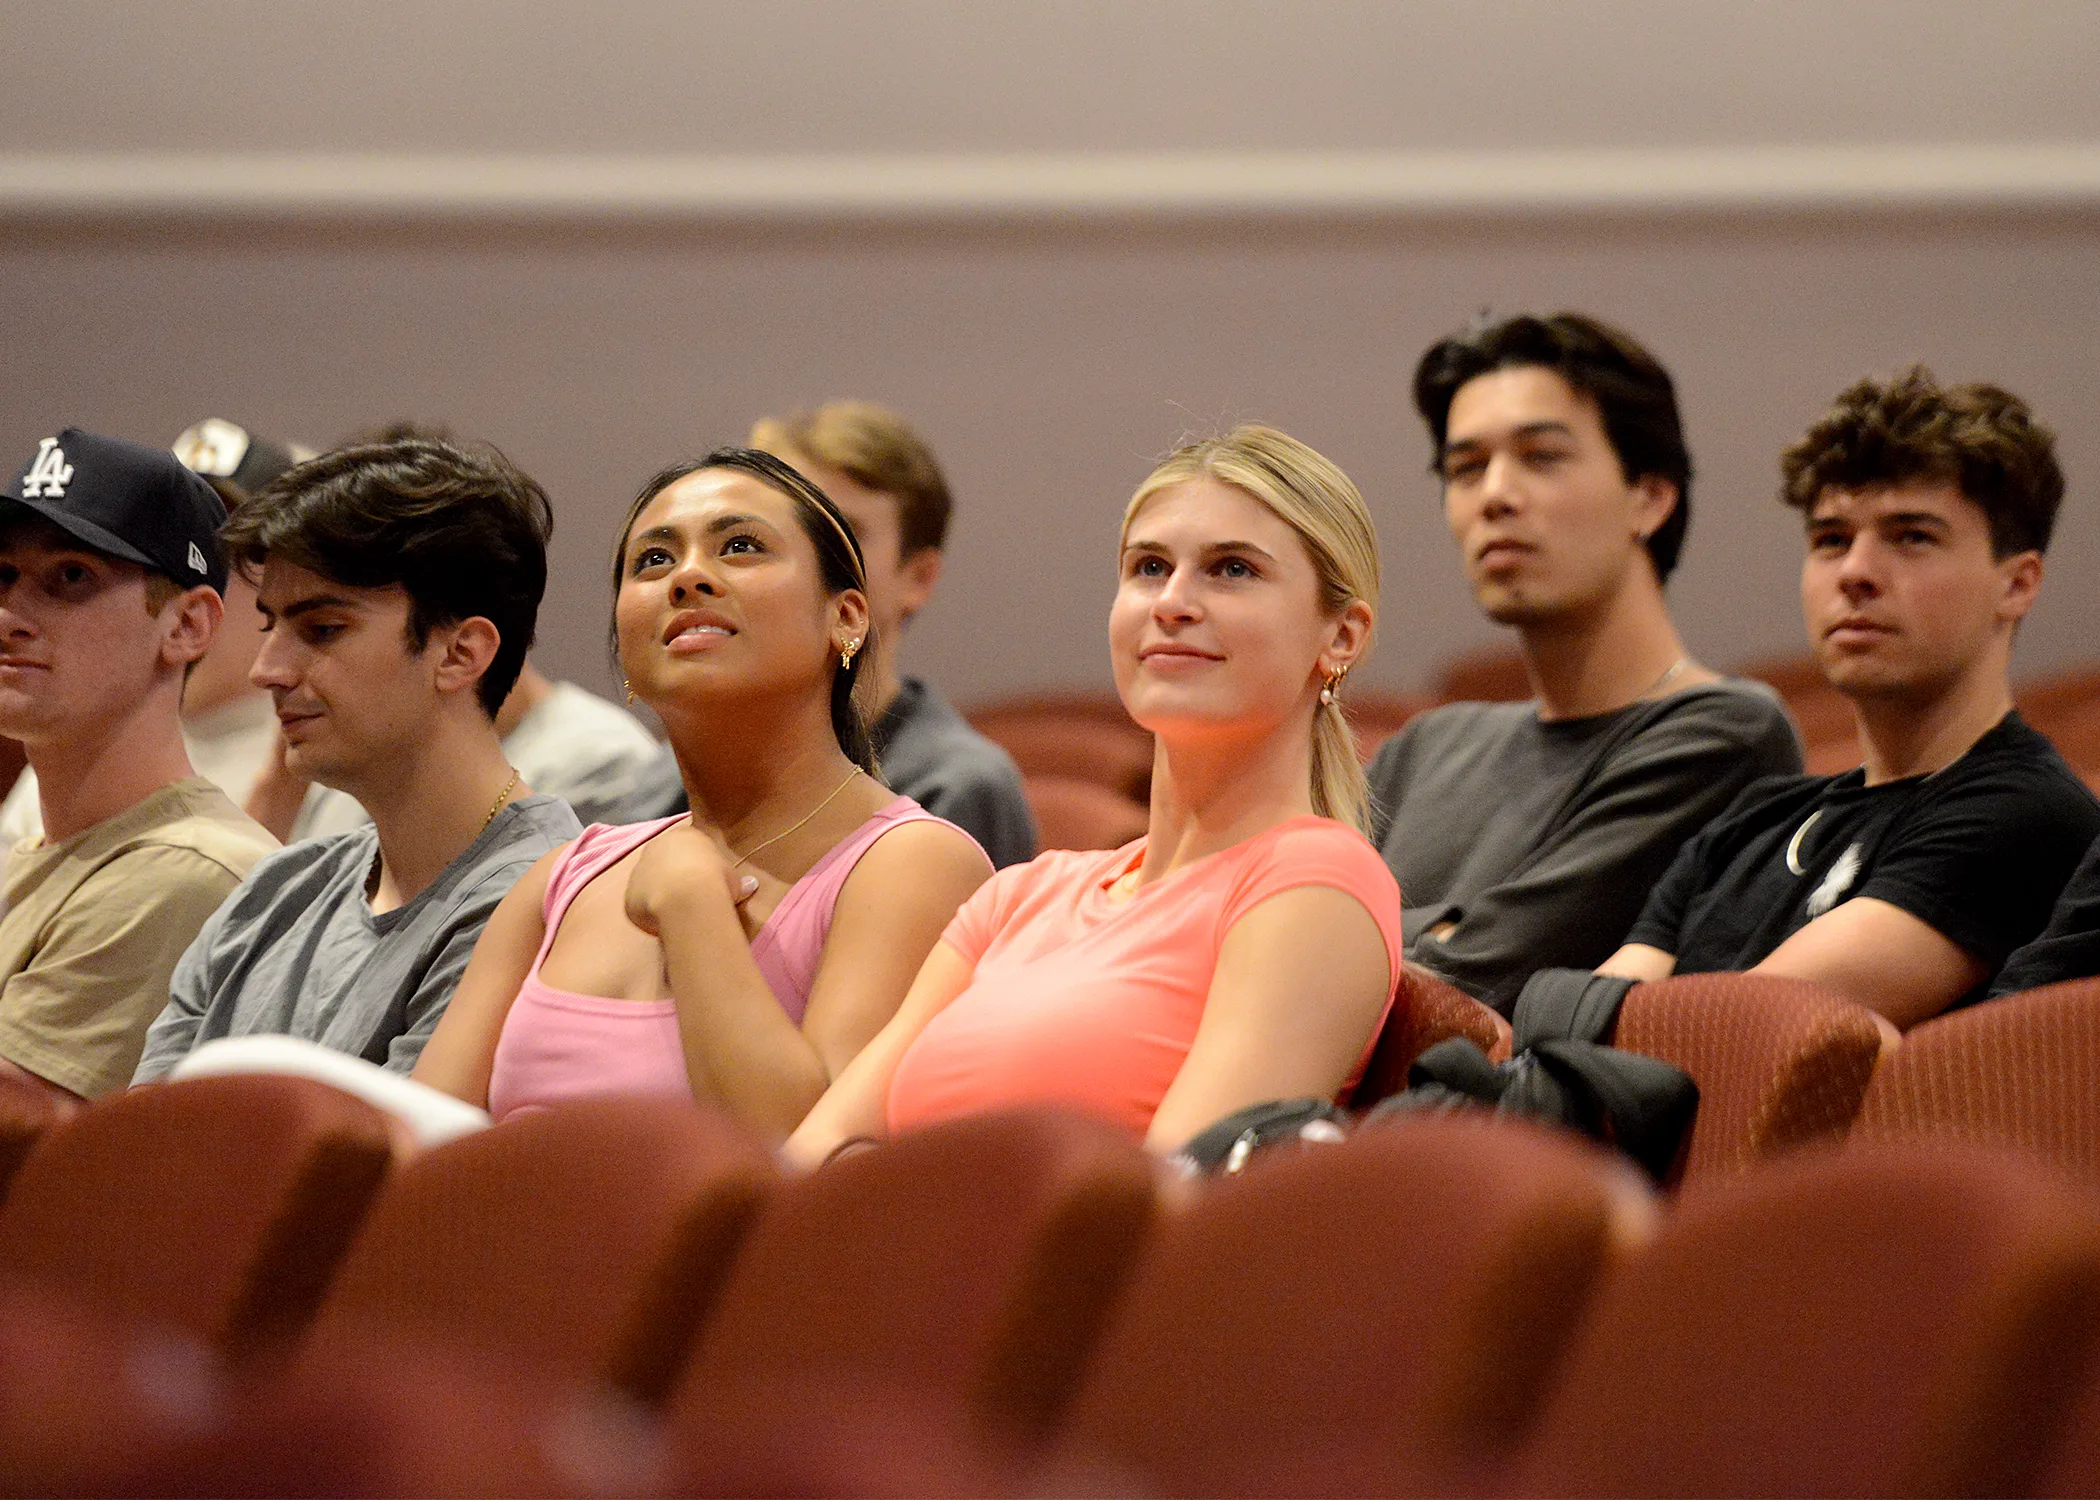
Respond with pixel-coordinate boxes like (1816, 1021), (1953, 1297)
(1986, 832), (2100, 997)
(411, 448), (993, 1143)
(238, 418), (661, 838)
(1367, 313), (1801, 1013)
(1601, 368), (2100, 1025)
(787, 425), (1401, 1164)
(0, 417), (301, 845)
(0, 430), (277, 1102)
(133, 438), (580, 1080)
(284, 659), (662, 837)
(617, 402), (1038, 866)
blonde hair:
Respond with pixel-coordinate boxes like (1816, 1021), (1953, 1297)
(1123, 425), (1380, 832)
(749, 401), (952, 555)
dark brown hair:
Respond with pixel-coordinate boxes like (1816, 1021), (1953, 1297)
(1414, 312), (1693, 582)
(749, 401), (953, 556)
(612, 447), (876, 771)
(1780, 367), (2063, 557)
(225, 437), (553, 716)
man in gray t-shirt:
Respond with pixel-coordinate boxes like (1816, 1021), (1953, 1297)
(134, 436), (584, 1079)
(135, 797), (576, 1078)
(1373, 313), (1802, 1012)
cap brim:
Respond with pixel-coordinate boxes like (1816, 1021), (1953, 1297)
(0, 496), (163, 573)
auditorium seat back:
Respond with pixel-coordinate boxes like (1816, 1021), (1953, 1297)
(668, 1108), (1159, 1451)
(0, 1075), (393, 1360)
(1058, 1114), (1648, 1496)
(302, 1096), (776, 1402)
(1355, 964), (1513, 1109)
(1854, 977), (2100, 1187)
(1507, 1141), (2100, 1497)
(1611, 972), (1888, 1186)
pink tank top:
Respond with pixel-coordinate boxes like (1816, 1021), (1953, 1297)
(486, 796), (961, 1119)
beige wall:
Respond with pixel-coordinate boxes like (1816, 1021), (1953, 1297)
(4, 2), (2098, 707)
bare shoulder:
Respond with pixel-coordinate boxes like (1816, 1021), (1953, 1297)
(846, 817), (995, 889)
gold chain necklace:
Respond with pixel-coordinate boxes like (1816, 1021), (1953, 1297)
(731, 767), (863, 870)
(476, 769), (520, 840)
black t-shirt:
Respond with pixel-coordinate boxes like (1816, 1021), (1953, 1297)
(1990, 834), (2100, 996)
(1625, 714), (2100, 1001)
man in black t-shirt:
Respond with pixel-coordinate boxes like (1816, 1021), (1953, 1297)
(1602, 368), (2100, 1027)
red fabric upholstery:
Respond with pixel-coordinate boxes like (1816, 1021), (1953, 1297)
(1355, 963), (1513, 1109)
(1854, 978), (2100, 1187)
(1612, 973), (1885, 1186)
(0, 1071), (59, 1207)
(966, 695), (1154, 802)
(0, 1075), (393, 1360)
(301, 1097), (775, 1403)
(1505, 1141), (2100, 1498)
(1057, 1115), (1644, 1496)
(1346, 691), (1434, 760)
(1432, 643), (1532, 703)
(1021, 775), (1148, 853)
(668, 1109), (1158, 1449)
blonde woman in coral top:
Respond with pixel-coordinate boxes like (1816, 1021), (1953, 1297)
(787, 426), (1402, 1163)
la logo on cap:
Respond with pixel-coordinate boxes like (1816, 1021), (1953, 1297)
(22, 438), (72, 499)
(187, 542), (209, 576)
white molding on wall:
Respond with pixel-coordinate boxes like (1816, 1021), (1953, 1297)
(3, 143), (2099, 221)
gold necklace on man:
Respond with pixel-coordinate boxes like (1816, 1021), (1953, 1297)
(476, 769), (521, 840)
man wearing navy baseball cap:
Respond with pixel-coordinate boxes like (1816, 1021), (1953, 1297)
(0, 428), (276, 1104)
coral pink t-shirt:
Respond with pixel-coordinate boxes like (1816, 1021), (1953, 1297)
(885, 815), (1402, 1139)
(488, 798), (971, 1119)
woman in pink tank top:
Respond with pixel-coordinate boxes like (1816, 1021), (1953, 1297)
(788, 426), (1402, 1163)
(414, 448), (992, 1142)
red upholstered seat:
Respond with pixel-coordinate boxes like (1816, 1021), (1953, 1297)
(0, 1074), (394, 1361)
(1057, 1114), (1648, 1497)
(300, 1096), (776, 1403)
(966, 695), (1154, 802)
(1432, 643), (1532, 703)
(1505, 1141), (2100, 1498)
(1853, 977), (2100, 1187)
(666, 1109), (1158, 1458)
(1611, 972), (1888, 1186)
(1021, 774), (1148, 852)
(1354, 963), (1513, 1109)
(0, 1071), (60, 1208)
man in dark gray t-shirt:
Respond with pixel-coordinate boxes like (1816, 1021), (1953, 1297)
(1371, 313), (1803, 1012)
(134, 436), (584, 1079)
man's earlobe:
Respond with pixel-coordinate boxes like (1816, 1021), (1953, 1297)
(2001, 551), (2044, 621)
(433, 616), (503, 696)
(164, 588), (223, 668)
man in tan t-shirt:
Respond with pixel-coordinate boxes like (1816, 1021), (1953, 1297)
(0, 429), (276, 1103)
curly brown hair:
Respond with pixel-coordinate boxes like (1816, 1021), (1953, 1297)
(1780, 367), (2063, 558)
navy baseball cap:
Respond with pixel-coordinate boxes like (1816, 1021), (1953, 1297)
(1, 428), (229, 594)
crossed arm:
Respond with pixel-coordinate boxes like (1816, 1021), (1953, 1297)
(1598, 895), (1987, 1031)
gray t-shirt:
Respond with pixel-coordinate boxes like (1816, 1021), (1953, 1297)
(1366, 680), (1802, 1014)
(133, 794), (581, 1082)
(871, 677), (1038, 869)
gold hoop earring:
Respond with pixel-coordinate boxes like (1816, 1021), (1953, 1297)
(1319, 668), (1346, 707)
(623, 677), (636, 706)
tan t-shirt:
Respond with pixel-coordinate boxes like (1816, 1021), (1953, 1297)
(0, 777), (277, 1097)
